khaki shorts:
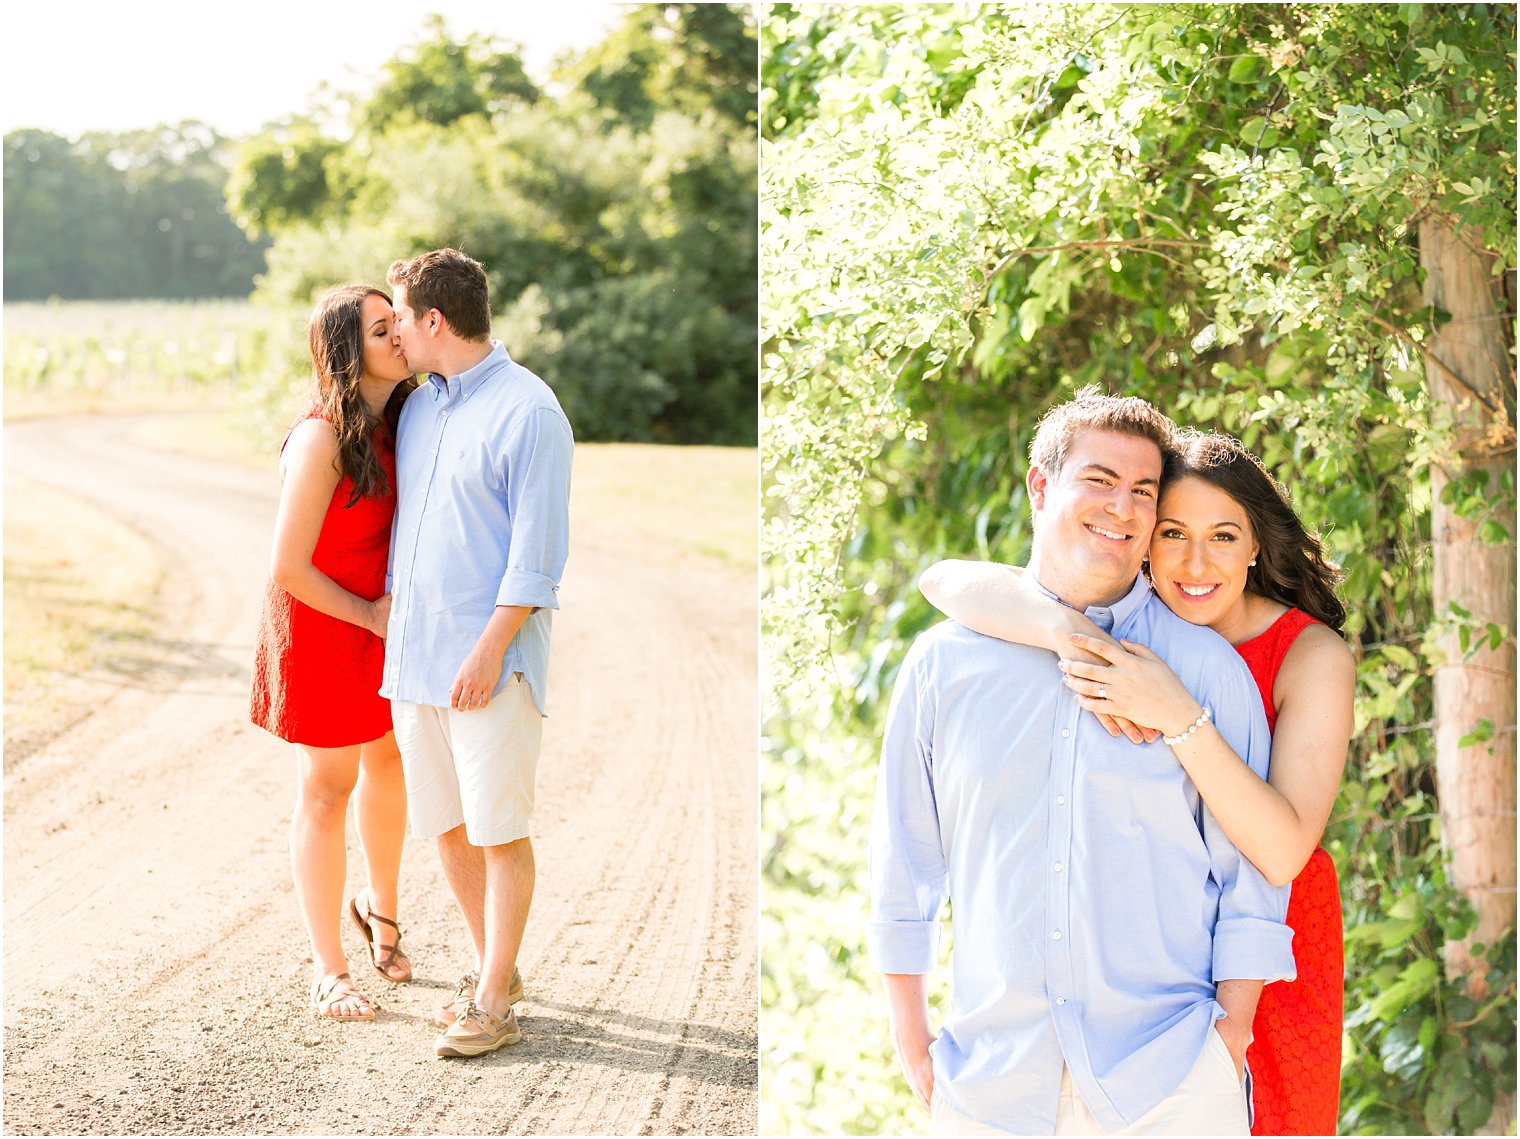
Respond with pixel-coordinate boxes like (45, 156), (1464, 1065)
(392, 673), (542, 847)
(931, 1029), (1249, 1136)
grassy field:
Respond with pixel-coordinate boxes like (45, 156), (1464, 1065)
(3, 474), (164, 763)
(568, 443), (756, 571)
(6, 299), (757, 571)
(4, 300), (293, 402)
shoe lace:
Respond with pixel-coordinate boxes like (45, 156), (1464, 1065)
(458, 1000), (491, 1028)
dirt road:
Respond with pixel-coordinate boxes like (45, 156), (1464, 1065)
(3, 414), (758, 1136)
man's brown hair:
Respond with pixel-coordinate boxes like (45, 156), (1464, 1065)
(387, 247), (491, 341)
(1028, 385), (1177, 478)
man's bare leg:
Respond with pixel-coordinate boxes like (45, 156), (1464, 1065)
(474, 837), (535, 1018)
(435, 823), (487, 970)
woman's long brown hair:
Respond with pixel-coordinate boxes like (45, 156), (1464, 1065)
(1163, 430), (1347, 631)
(305, 285), (416, 505)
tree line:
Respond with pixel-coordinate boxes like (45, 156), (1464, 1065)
(4, 4), (757, 446)
(3, 124), (267, 300)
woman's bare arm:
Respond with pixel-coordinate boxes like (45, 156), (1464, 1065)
(919, 560), (1107, 655)
(1063, 626), (1355, 885)
(269, 418), (390, 639)
(919, 559), (1155, 742)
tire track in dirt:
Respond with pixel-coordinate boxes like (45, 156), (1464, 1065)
(475, 537), (754, 1136)
(2, 412), (758, 1136)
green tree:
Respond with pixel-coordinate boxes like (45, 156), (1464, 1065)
(762, 5), (1515, 1134)
(4, 130), (127, 297)
(225, 118), (344, 237)
(233, 5), (756, 446)
(226, 19), (539, 240)
(562, 3), (758, 131)
(356, 14), (539, 133)
(4, 124), (267, 299)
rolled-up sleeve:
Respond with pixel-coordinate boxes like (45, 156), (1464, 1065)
(867, 643), (946, 975)
(1203, 666), (1296, 984)
(495, 407), (573, 611)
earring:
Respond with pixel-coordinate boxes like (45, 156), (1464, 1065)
(1248, 560), (1257, 567)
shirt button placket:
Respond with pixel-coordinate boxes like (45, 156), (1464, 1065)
(1048, 696), (1080, 1019)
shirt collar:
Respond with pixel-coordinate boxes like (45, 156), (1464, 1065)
(1089, 574), (1152, 633)
(425, 340), (510, 401)
(1032, 573), (1152, 634)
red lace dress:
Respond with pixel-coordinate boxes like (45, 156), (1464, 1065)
(1236, 608), (1344, 1135)
(249, 419), (395, 747)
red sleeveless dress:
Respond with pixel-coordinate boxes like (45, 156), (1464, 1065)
(1236, 608), (1344, 1136)
(249, 418), (394, 747)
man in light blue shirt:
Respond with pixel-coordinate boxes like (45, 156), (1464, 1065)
(383, 248), (573, 1059)
(869, 393), (1293, 1134)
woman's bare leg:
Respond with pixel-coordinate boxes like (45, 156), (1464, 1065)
(355, 731), (408, 924)
(291, 742), (365, 1012)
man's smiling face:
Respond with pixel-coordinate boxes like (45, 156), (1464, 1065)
(1027, 428), (1162, 604)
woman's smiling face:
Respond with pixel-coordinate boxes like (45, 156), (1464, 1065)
(1147, 475), (1260, 630)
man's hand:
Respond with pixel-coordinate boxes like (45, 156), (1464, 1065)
(895, 1029), (935, 1110)
(450, 644), (504, 710)
(450, 605), (534, 710)
(1213, 1016), (1251, 1083)
(882, 973), (936, 1111)
(1213, 978), (1264, 1084)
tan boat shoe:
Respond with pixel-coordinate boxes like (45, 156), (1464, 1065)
(434, 1001), (522, 1057)
(433, 968), (523, 1028)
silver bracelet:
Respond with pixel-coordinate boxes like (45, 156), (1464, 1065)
(1162, 705), (1212, 746)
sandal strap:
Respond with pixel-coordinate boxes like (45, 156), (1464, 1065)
(364, 909), (401, 935)
(355, 893), (402, 936)
(314, 972), (370, 1006)
(315, 971), (352, 1000)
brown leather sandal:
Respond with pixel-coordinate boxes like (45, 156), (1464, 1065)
(311, 971), (375, 1021)
(348, 893), (413, 983)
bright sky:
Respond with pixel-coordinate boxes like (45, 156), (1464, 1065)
(2, 1), (634, 138)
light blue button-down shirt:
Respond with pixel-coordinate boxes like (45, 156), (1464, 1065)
(381, 341), (572, 714)
(868, 576), (1293, 1133)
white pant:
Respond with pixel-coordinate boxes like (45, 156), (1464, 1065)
(931, 1030), (1249, 1136)
(391, 673), (542, 847)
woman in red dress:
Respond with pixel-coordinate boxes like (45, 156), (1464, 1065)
(921, 430), (1355, 1135)
(251, 285), (418, 1020)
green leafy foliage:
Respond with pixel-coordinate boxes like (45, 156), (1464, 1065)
(225, 120), (344, 237)
(761, 5), (1515, 1134)
(355, 14), (540, 134)
(233, 5), (757, 445)
(563, 3), (758, 131)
